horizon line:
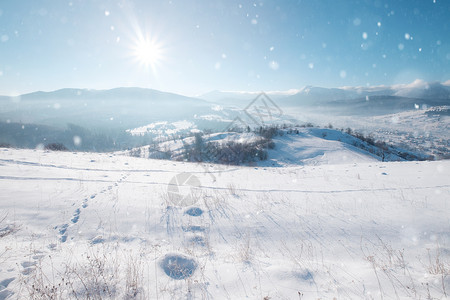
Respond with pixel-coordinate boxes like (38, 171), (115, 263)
(2, 78), (449, 98)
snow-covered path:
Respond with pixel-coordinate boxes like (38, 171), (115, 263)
(0, 148), (449, 299)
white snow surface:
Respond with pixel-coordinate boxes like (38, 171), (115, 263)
(0, 148), (449, 299)
(264, 128), (382, 166)
(127, 120), (197, 136)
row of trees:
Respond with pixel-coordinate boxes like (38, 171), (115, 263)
(180, 134), (271, 165)
(341, 127), (432, 161)
(179, 130), (276, 165)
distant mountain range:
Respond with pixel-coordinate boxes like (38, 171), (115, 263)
(199, 79), (450, 116)
(0, 79), (449, 133)
(0, 87), (215, 130)
(199, 79), (450, 102)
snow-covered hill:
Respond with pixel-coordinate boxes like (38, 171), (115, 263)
(351, 106), (450, 160)
(120, 127), (407, 166)
(264, 128), (391, 166)
(0, 148), (449, 299)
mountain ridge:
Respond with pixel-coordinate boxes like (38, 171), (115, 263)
(198, 79), (450, 103)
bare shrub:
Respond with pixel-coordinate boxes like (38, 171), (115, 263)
(426, 244), (449, 297)
(23, 247), (147, 300)
(0, 213), (20, 238)
(0, 142), (12, 148)
(44, 143), (68, 151)
(227, 183), (237, 196)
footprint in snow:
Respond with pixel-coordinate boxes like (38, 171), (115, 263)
(90, 235), (105, 245)
(293, 269), (314, 281)
(56, 224), (69, 242)
(182, 225), (206, 233)
(21, 261), (36, 268)
(57, 224), (68, 235)
(32, 254), (45, 260)
(0, 289), (14, 299)
(160, 254), (197, 280)
(185, 207), (203, 217)
(21, 261), (36, 275)
(188, 236), (206, 247)
(71, 208), (81, 223)
(0, 277), (15, 290)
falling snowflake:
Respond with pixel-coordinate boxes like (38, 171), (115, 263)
(269, 61), (279, 70)
(73, 136), (82, 146)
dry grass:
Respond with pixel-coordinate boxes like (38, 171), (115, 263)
(0, 213), (20, 238)
(361, 235), (450, 299)
(22, 247), (147, 300)
(426, 244), (449, 297)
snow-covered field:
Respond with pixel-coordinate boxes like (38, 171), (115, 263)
(0, 148), (449, 299)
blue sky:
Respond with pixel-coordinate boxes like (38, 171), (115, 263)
(0, 0), (449, 96)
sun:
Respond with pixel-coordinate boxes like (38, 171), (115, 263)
(131, 36), (165, 71)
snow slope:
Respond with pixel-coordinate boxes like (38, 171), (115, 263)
(344, 106), (450, 159)
(264, 128), (382, 166)
(121, 128), (401, 166)
(0, 148), (449, 299)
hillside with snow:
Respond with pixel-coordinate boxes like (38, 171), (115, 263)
(120, 127), (411, 167)
(0, 148), (449, 299)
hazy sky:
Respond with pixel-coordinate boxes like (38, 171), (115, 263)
(0, 0), (449, 96)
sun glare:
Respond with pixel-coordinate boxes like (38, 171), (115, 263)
(132, 37), (164, 70)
